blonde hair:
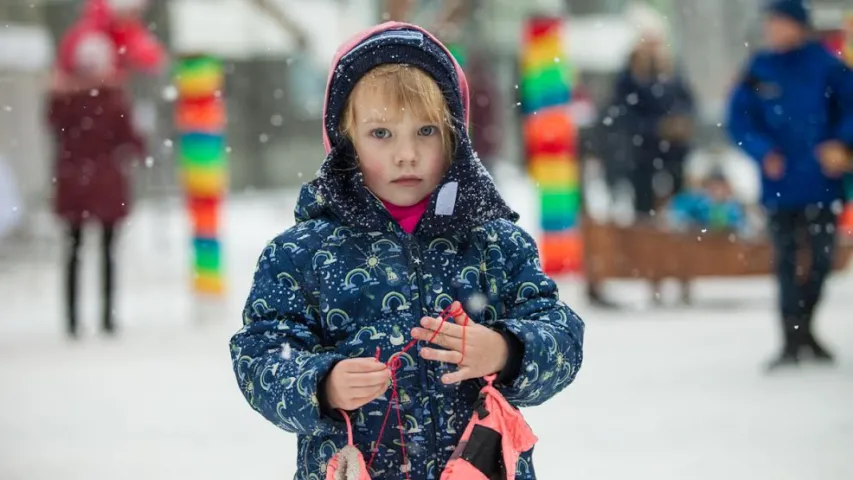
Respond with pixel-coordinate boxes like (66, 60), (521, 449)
(340, 64), (455, 161)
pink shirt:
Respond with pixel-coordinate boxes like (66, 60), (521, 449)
(382, 196), (430, 234)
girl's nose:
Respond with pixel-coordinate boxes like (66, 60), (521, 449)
(394, 142), (417, 166)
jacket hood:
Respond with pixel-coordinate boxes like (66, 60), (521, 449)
(321, 21), (470, 153)
(296, 22), (517, 237)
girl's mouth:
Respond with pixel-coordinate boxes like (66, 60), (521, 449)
(392, 176), (422, 186)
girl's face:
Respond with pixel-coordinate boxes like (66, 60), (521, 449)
(349, 86), (450, 207)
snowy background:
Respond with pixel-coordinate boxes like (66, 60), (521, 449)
(1, 167), (851, 480)
(2, 0), (852, 478)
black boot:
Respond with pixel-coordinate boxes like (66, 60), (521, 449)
(800, 308), (834, 363)
(803, 336), (834, 363)
(766, 317), (802, 372)
(766, 349), (800, 371)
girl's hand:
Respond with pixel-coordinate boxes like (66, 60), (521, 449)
(412, 312), (509, 384)
(324, 358), (391, 411)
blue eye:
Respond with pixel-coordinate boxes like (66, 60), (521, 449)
(370, 128), (390, 139)
(418, 126), (438, 136)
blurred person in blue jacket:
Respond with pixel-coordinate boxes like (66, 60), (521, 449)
(727, 0), (853, 370)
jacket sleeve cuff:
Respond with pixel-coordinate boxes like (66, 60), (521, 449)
(495, 329), (524, 386)
(301, 353), (351, 433)
(316, 360), (350, 423)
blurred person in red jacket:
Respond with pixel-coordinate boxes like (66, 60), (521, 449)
(47, 0), (163, 339)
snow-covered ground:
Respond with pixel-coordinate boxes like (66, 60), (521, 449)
(1, 169), (852, 480)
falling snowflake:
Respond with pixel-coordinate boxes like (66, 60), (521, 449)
(465, 293), (488, 314)
(162, 85), (178, 101)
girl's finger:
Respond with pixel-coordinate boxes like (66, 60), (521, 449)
(343, 357), (389, 373)
(348, 369), (391, 388)
(348, 380), (391, 405)
(350, 388), (387, 406)
(411, 327), (463, 351)
(441, 367), (472, 385)
(370, 380), (391, 398)
(419, 347), (464, 364)
(419, 316), (465, 338)
(347, 382), (389, 391)
(448, 301), (478, 326)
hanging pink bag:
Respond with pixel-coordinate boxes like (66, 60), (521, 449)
(326, 410), (371, 480)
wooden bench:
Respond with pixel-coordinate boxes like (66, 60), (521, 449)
(581, 217), (853, 304)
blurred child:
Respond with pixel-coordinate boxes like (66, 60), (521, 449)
(667, 170), (747, 235)
(47, 24), (145, 339)
(726, 0), (853, 369)
(229, 22), (584, 479)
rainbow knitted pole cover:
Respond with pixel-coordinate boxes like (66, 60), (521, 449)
(841, 13), (853, 237)
(520, 16), (581, 274)
(174, 55), (227, 295)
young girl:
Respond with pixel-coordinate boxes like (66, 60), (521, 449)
(230, 22), (585, 479)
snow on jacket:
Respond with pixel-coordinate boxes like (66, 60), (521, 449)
(726, 41), (853, 210)
(229, 22), (584, 480)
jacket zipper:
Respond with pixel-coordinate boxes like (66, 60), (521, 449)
(367, 191), (441, 470)
(403, 233), (441, 473)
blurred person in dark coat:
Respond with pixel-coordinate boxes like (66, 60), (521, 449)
(47, 20), (146, 339)
(727, 0), (853, 370)
(610, 27), (696, 219)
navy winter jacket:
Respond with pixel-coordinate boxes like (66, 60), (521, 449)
(611, 64), (695, 172)
(726, 41), (853, 210)
(229, 23), (584, 480)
